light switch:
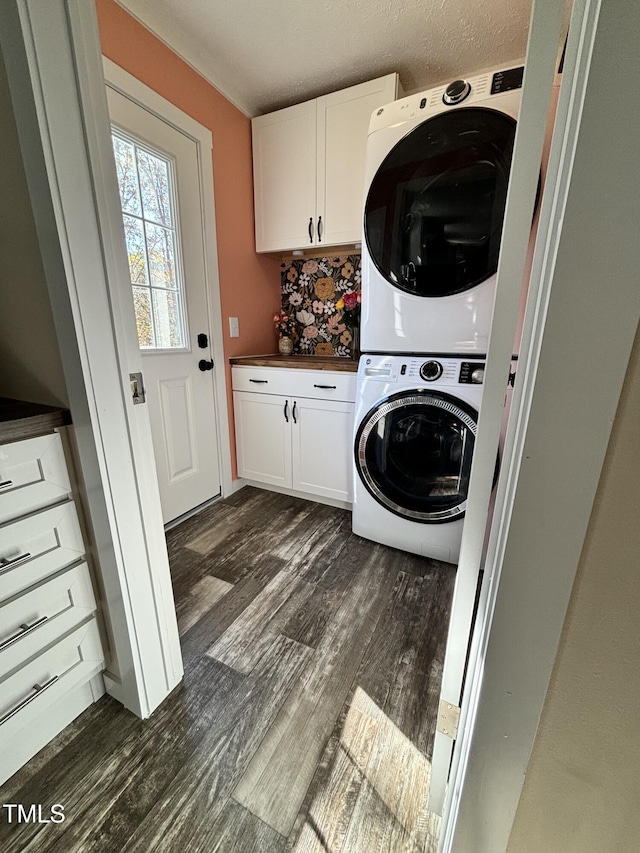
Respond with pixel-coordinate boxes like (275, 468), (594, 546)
(229, 317), (240, 338)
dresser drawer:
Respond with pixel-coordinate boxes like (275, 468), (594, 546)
(0, 433), (71, 524)
(232, 366), (356, 402)
(0, 501), (85, 601)
(0, 563), (97, 676)
(0, 618), (104, 743)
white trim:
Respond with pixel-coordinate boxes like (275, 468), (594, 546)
(103, 57), (233, 501)
(110, 0), (251, 118)
(440, 0), (640, 848)
(428, 0), (567, 817)
(0, 0), (184, 717)
(238, 479), (351, 511)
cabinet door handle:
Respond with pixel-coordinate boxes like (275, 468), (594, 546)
(308, 217), (314, 243)
(313, 384), (337, 389)
(0, 616), (49, 653)
(0, 480), (13, 490)
(249, 379), (268, 384)
(0, 676), (59, 726)
(284, 400), (289, 423)
(292, 401), (298, 424)
(317, 216), (323, 242)
(0, 553), (32, 575)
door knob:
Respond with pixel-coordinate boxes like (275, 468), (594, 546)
(198, 359), (214, 371)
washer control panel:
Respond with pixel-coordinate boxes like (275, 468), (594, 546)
(360, 356), (486, 387)
(419, 360), (444, 381)
(459, 361), (486, 384)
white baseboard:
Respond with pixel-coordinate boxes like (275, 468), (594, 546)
(238, 478), (352, 511)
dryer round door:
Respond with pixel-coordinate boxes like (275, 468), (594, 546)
(364, 107), (517, 298)
(355, 390), (478, 523)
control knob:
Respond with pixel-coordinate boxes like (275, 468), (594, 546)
(420, 360), (443, 381)
(471, 367), (485, 384)
(443, 79), (471, 105)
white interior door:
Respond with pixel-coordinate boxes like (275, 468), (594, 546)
(107, 88), (221, 524)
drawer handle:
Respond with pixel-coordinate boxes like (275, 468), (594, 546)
(0, 616), (49, 653)
(308, 217), (314, 243)
(292, 401), (298, 424)
(0, 553), (32, 574)
(249, 379), (268, 384)
(313, 384), (337, 390)
(284, 400), (289, 423)
(0, 675), (59, 726)
(0, 480), (13, 490)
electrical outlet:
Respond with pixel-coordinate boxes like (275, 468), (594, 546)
(229, 317), (240, 338)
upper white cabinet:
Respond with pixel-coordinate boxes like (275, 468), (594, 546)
(252, 74), (401, 253)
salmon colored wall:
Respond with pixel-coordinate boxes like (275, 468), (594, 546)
(95, 0), (281, 480)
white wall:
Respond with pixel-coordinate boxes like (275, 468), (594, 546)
(0, 47), (68, 407)
(507, 322), (640, 852)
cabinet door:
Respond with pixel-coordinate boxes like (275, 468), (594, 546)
(316, 74), (399, 248)
(252, 101), (317, 252)
(234, 391), (292, 487)
(291, 397), (354, 503)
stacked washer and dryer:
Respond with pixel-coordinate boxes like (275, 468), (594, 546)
(352, 65), (528, 564)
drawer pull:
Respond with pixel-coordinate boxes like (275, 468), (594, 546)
(249, 379), (268, 384)
(292, 401), (298, 424)
(0, 675), (59, 726)
(0, 553), (32, 574)
(313, 384), (337, 390)
(284, 400), (289, 423)
(0, 616), (49, 653)
(0, 480), (13, 489)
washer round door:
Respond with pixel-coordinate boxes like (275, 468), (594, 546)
(364, 107), (517, 297)
(355, 390), (478, 522)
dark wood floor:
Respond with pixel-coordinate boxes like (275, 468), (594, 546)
(0, 487), (455, 853)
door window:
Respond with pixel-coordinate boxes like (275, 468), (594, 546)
(111, 130), (187, 349)
(355, 392), (478, 521)
(364, 107), (517, 297)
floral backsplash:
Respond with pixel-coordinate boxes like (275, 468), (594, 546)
(280, 254), (361, 357)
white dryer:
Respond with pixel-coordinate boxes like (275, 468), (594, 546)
(361, 65), (528, 355)
(352, 354), (487, 564)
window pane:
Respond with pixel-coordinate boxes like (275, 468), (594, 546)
(146, 222), (177, 289)
(123, 214), (148, 285)
(152, 288), (184, 348)
(112, 135), (142, 217)
(137, 148), (172, 227)
(112, 128), (188, 351)
(132, 286), (154, 348)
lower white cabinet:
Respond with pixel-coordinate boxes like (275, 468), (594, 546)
(232, 366), (356, 504)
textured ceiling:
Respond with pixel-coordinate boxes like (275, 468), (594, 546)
(116, 0), (533, 117)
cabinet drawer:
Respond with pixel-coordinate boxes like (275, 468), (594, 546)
(0, 433), (71, 524)
(232, 366), (356, 402)
(0, 501), (85, 601)
(0, 563), (97, 676)
(0, 618), (104, 743)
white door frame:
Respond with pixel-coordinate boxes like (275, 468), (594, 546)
(0, 0), (184, 717)
(103, 57), (233, 506)
(436, 0), (640, 849)
(428, 0), (568, 816)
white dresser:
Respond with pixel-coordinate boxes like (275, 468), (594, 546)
(0, 403), (105, 785)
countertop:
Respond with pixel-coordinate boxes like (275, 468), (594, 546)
(230, 354), (358, 373)
(0, 398), (71, 444)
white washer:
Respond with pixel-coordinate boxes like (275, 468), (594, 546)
(352, 354), (486, 563)
(361, 65), (526, 355)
